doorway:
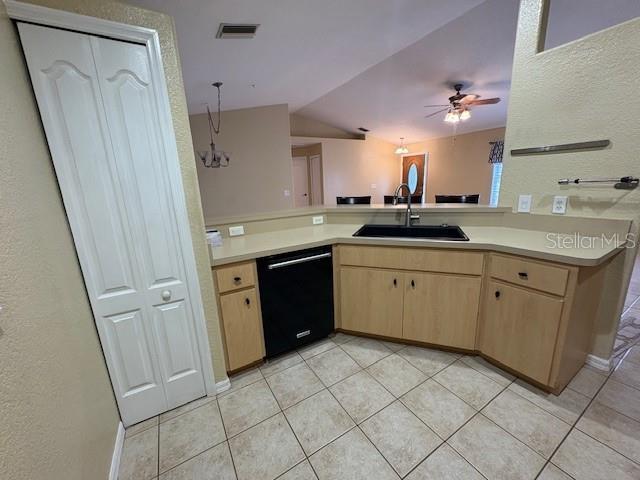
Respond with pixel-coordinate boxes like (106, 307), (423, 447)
(401, 153), (427, 201)
(291, 143), (324, 206)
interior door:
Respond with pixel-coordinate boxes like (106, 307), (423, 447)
(309, 154), (323, 205)
(18, 23), (206, 425)
(292, 156), (310, 207)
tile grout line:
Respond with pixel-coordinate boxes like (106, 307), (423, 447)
(299, 350), (403, 479)
(532, 352), (632, 479)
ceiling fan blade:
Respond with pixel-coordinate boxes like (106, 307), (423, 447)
(467, 97), (501, 105)
(459, 94), (479, 104)
(424, 104), (450, 108)
(424, 107), (449, 119)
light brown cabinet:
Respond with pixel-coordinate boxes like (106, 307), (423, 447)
(337, 245), (606, 393)
(479, 280), (564, 384)
(403, 272), (481, 349)
(340, 267), (403, 337)
(213, 261), (265, 372)
(339, 246), (483, 349)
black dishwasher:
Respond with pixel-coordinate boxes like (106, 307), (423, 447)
(257, 246), (334, 358)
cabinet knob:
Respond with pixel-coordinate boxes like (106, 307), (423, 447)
(495, 290), (501, 299)
(234, 276), (242, 283)
(518, 272), (528, 279)
(161, 290), (172, 301)
(245, 297), (251, 306)
(411, 279), (415, 288)
(393, 278), (397, 287)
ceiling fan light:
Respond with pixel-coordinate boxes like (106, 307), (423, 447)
(444, 110), (459, 123)
(460, 109), (471, 121)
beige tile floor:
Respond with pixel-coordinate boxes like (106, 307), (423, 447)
(119, 331), (640, 480)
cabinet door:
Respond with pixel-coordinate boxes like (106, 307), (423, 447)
(220, 288), (264, 371)
(480, 281), (563, 384)
(403, 272), (481, 349)
(340, 267), (403, 337)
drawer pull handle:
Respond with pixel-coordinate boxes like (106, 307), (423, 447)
(245, 298), (250, 306)
(495, 290), (501, 298)
(234, 276), (242, 283)
(518, 272), (528, 279)
(296, 330), (311, 338)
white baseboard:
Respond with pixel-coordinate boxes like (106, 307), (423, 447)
(586, 354), (612, 373)
(108, 422), (125, 480)
(215, 377), (231, 394)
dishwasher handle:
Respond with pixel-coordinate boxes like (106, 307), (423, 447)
(267, 252), (332, 270)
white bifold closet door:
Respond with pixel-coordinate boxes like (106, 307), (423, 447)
(18, 23), (207, 426)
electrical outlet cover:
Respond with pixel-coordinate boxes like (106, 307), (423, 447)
(517, 194), (532, 213)
(229, 225), (245, 236)
(552, 196), (568, 214)
(312, 216), (324, 225)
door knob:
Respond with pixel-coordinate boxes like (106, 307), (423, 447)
(161, 290), (172, 301)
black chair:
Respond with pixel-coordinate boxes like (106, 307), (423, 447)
(435, 194), (480, 204)
(336, 196), (371, 205)
(383, 195), (422, 205)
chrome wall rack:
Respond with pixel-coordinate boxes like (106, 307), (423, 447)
(511, 139), (610, 156)
(557, 176), (639, 190)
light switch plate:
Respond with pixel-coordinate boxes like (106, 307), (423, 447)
(229, 225), (245, 236)
(283, 189), (291, 197)
(517, 194), (532, 213)
(312, 215), (324, 225)
(552, 195), (568, 214)
(370, 183), (377, 189)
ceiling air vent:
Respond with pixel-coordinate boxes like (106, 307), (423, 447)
(216, 23), (260, 39)
(358, 127), (370, 132)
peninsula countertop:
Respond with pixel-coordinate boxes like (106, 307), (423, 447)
(209, 223), (626, 267)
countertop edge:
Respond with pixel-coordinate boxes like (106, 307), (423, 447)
(210, 234), (625, 268)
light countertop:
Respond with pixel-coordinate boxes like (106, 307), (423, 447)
(209, 223), (626, 267)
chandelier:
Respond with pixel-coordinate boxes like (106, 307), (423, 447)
(197, 82), (231, 168)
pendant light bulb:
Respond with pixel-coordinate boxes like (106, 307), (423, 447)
(395, 137), (409, 154)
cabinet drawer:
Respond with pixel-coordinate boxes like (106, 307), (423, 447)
(219, 288), (264, 371)
(489, 254), (569, 296)
(339, 245), (483, 275)
(215, 261), (256, 293)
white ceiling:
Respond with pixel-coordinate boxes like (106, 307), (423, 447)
(127, 0), (484, 115)
(297, 0), (519, 142)
(127, 0), (640, 144)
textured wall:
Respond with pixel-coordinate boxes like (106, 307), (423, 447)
(191, 104), (295, 220)
(0, 5), (119, 480)
(17, 0), (228, 381)
(291, 135), (400, 205)
(0, 1), (228, 478)
(290, 113), (361, 139)
(500, 0), (640, 358)
(405, 127), (505, 204)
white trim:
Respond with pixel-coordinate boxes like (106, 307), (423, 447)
(586, 353), (612, 372)
(215, 377), (231, 394)
(108, 422), (125, 480)
(5, 0), (217, 396)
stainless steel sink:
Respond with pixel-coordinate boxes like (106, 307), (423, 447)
(352, 224), (469, 241)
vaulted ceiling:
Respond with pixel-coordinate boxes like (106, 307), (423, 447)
(127, 0), (640, 143)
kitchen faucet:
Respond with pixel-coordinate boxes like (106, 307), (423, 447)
(392, 183), (420, 227)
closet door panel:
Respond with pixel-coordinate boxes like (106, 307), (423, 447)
(90, 36), (206, 407)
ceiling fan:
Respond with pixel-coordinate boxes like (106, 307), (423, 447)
(424, 83), (501, 123)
